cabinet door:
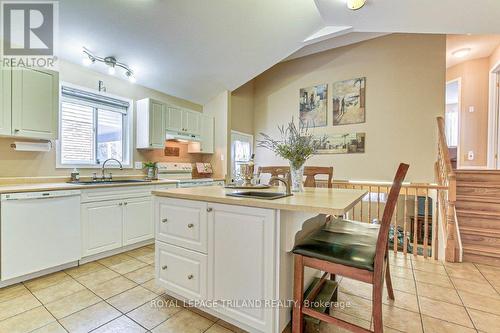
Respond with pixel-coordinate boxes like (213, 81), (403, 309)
(11, 67), (58, 139)
(156, 198), (208, 253)
(0, 67), (11, 136)
(81, 200), (123, 257)
(200, 115), (214, 153)
(149, 100), (165, 148)
(123, 196), (153, 246)
(166, 107), (183, 132)
(207, 203), (276, 332)
(183, 110), (200, 135)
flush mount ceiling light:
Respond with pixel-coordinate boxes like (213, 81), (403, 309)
(452, 48), (471, 58)
(82, 47), (136, 83)
(347, 0), (366, 10)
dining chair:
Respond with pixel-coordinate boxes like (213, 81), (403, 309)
(291, 163), (409, 333)
(303, 166), (333, 188)
(257, 166), (289, 185)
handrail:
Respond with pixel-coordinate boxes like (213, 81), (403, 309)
(437, 117), (456, 184)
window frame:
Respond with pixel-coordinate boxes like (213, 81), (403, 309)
(230, 130), (254, 180)
(56, 82), (134, 169)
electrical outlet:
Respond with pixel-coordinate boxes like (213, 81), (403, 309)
(468, 106), (475, 113)
(134, 161), (143, 169)
(220, 154), (224, 161)
(467, 151), (474, 161)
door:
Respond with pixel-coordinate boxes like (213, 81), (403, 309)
(207, 203), (276, 332)
(123, 196), (154, 246)
(0, 67), (11, 135)
(166, 106), (183, 132)
(183, 110), (200, 135)
(149, 100), (165, 148)
(230, 131), (254, 180)
(11, 67), (58, 139)
(81, 200), (123, 257)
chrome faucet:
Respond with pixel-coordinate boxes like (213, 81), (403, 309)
(269, 173), (292, 196)
(101, 158), (123, 180)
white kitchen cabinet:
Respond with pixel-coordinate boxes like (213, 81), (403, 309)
(156, 198), (208, 253)
(165, 107), (200, 135)
(207, 203), (276, 333)
(81, 200), (124, 257)
(136, 98), (166, 149)
(188, 114), (214, 154)
(123, 196), (153, 246)
(11, 67), (59, 140)
(0, 67), (11, 136)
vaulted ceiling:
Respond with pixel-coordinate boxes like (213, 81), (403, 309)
(58, 0), (500, 104)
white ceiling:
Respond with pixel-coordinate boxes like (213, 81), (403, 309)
(58, 0), (323, 104)
(58, 0), (500, 104)
(446, 35), (500, 68)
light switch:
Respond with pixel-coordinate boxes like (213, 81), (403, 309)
(135, 162), (143, 169)
(468, 106), (475, 113)
(467, 151), (474, 161)
(220, 154), (224, 161)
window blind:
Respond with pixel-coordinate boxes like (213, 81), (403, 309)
(61, 86), (130, 113)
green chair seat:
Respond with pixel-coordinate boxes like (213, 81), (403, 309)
(292, 218), (380, 271)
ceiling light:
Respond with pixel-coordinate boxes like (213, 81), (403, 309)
(452, 48), (471, 58)
(347, 0), (366, 10)
(82, 47), (136, 81)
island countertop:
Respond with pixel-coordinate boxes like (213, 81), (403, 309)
(152, 186), (367, 216)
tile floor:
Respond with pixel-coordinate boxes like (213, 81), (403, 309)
(1, 247), (499, 333)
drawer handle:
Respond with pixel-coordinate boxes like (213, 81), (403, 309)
(187, 223), (194, 228)
(206, 207), (212, 212)
(162, 218), (168, 223)
(124, 202), (128, 205)
(162, 265), (168, 270)
(119, 202), (123, 206)
(187, 274), (194, 280)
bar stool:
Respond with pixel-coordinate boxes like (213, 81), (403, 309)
(292, 163), (409, 333)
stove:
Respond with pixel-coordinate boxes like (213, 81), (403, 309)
(156, 162), (214, 187)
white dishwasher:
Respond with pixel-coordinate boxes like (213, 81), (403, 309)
(1, 190), (81, 281)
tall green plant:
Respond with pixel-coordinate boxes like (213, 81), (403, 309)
(257, 119), (327, 169)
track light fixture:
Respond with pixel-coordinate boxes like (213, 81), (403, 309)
(82, 47), (135, 83)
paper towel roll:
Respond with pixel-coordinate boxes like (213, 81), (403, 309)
(11, 141), (52, 152)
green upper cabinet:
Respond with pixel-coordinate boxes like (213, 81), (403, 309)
(184, 110), (200, 135)
(166, 106), (183, 133)
(188, 114), (214, 154)
(136, 98), (166, 149)
(11, 67), (59, 140)
(0, 68), (12, 136)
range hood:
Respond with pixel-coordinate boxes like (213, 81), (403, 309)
(165, 130), (201, 143)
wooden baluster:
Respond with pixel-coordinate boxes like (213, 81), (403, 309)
(360, 186), (364, 223)
(393, 190), (399, 254)
(413, 188), (419, 257)
(377, 186), (381, 221)
(368, 186), (372, 223)
(403, 188), (408, 256)
(423, 188), (429, 258)
(433, 190), (439, 260)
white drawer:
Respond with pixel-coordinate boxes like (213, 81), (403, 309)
(81, 185), (154, 203)
(156, 242), (207, 300)
(156, 198), (208, 253)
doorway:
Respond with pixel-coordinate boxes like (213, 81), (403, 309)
(488, 64), (500, 168)
(445, 79), (461, 168)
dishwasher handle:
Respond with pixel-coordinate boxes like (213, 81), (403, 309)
(1, 190), (81, 201)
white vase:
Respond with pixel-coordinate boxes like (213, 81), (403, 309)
(289, 162), (304, 192)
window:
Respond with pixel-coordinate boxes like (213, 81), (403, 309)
(58, 84), (132, 168)
(445, 80), (460, 147)
(230, 131), (253, 180)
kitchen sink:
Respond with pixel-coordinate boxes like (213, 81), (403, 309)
(226, 191), (291, 200)
(67, 179), (152, 185)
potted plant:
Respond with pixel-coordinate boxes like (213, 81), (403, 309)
(143, 162), (157, 180)
(257, 119), (326, 192)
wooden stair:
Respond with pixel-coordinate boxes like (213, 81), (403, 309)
(455, 170), (500, 266)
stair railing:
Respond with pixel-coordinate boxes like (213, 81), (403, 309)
(436, 116), (462, 262)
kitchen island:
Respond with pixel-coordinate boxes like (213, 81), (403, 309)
(152, 186), (367, 333)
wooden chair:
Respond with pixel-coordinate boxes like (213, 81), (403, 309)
(292, 163), (409, 333)
(304, 166), (333, 188)
(257, 166), (289, 186)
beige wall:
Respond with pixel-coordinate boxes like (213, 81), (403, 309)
(203, 90), (231, 179)
(0, 60), (206, 178)
(230, 80), (254, 135)
(446, 58), (490, 167)
(251, 34), (446, 182)
(490, 44), (500, 69)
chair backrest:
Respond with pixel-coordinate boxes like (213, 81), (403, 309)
(374, 163), (409, 271)
(257, 166), (289, 186)
(304, 166), (333, 188)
